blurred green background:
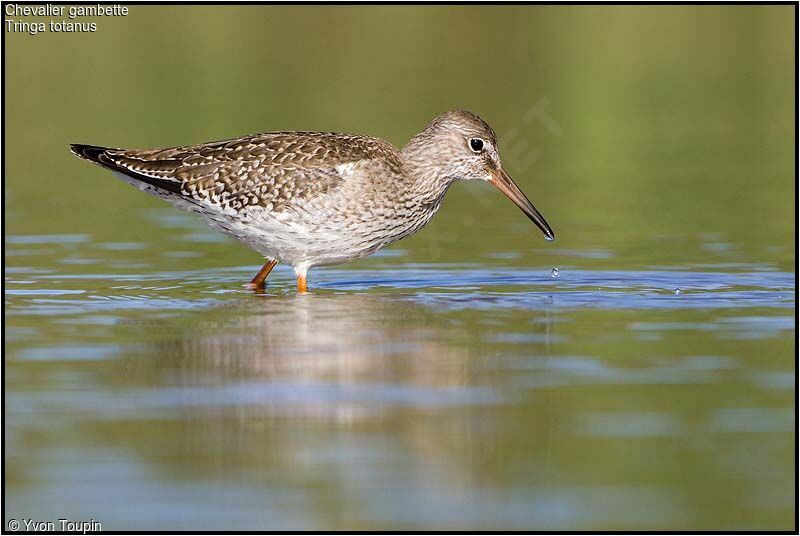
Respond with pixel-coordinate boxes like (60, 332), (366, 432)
(5, 5), (795, 269)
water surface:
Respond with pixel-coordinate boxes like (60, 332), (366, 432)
(5, 220), (795, 530)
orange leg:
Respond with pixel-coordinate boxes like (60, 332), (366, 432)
(296, 274), (308, 293)
(249, 259), (278, 288)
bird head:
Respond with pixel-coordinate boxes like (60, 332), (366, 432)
(408, 109), (554, 241)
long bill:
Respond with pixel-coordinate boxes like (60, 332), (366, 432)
(490, 169), (555, 241)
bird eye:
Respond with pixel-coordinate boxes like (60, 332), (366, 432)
(469, 138), (485, 152)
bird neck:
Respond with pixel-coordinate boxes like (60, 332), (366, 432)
(400, 133), (455, 207)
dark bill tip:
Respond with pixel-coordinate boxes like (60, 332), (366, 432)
(491, 169), (555, 241)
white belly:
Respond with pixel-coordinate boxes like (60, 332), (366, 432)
(115, 172), (437, 269)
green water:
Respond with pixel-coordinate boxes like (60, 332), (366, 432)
(4, 5), (796, 530)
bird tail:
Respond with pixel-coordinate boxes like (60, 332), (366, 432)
(68, 143), (182, 194)
(69, 143), (113, 165)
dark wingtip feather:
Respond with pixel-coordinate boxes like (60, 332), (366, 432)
(69, 144), (110, 164)
(69, 143), (183, 195)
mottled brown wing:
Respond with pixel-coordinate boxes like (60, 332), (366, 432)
(72, 132), (401, 213)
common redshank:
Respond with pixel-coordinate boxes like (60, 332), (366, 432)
(70, 110), (555, 292)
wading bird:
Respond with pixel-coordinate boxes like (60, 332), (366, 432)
(71, 110), (554, 292)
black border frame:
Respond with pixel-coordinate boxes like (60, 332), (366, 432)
(1, 2), (797, 534)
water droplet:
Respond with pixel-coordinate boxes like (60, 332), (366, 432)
(674, 288), (681, 295)
(551, 267), (559, 278)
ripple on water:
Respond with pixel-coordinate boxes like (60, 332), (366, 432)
(629, 315), (794, 338)
(5, 289), (86, 296)
(15, 344), (127, 362)
(7, 234), (90, 245)
(5, 264), (794, 316)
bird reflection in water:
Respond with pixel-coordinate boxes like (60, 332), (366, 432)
(90, 293), (563, 529)
(118, 293), (502, 418)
